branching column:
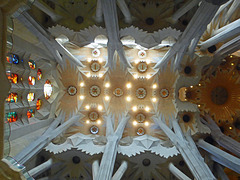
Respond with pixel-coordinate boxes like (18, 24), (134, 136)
(197, 139), (240, 174)
(15, 113), (82, 164)
(168, 163), (191, 180)
(153, 115), (216, 180)
(95, 113), (130, 180)
(101, 0), (131, 69)
(201, 115), (240, 157)
(154, 0), (222, 70)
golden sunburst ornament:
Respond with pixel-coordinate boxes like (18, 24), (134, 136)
(197, 69), (240, 121)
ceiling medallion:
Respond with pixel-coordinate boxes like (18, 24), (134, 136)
(89, 85), (101, 97)
(137, 127), (145, 136)
(88, 111), (99, 121)
(136, 113), (146, 123)
(113, 88), (123, 97)
(90, 61), (101, 72)
(90, 125), (99, 134)
(160, 88), (169, 98)
(92, 49), (100, 57)
(136, 88), (147, 99)
(138, 50), (147, 58)
(67, 86), (77, 96)
(137, 62), (148, 73)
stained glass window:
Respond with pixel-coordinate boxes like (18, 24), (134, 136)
(6, 112), (17, 123)
(27, 93), (35, 102)
(37, 69), (42, 80)
(36, 99), (42, 110)
(6, 72), (18, 84)
(6, 54), (19, 64)
(44, 80), (52, 99)
(27, 109), (34, 118)
(28, 76), (35, 85)
(28, 60), (36, 69)
(6, 93), (18, 103)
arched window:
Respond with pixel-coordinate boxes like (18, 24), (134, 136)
(27, 93), (35, 102)
(6, 72), (18, 84)
(6, 54), (19, 64)
(37, 69), (42, 80)
(36, 99), (42, 110)
(27, 109), (35, 118)
(28, 76), (36, 85)
(6, 93), (18, 103)
(44, 80), (52, 99)
(28, 60), (36, 69)
(6, 112), (17, 123)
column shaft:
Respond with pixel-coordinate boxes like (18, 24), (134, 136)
(28, 158), (53, 177)
(168, 163), (191, 180)
(112, 161), (128, 180)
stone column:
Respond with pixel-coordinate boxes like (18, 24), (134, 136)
(112, 161), (128, 180)
(116, 0), (132, 24)
(201, 115), (240, 157)
(168, 163), (191, 180)
(92, 160), (99, 180)
(15, 113), (82, 164)
(171, 0), (201, 23)
(33, 0), (61, 22)
(28, 158), (53, 177)
(200, 18), (240, 50)
(197, 139), (240, 174)
(153, 115), (216, 180)
(154, 0), (220, 70)
(96, 113), (130, 180)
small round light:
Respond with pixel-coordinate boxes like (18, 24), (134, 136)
(133, 74), (138, 79)
(126, 83), (132, 89)
(145, 106), (150, 112)
(87, 73), (91, 77)
(144, 121), (149, 126)
(105, 83), (110, 88)
(230, 55), (233, 58)
(105, 96), (110, 101)
(146, 74), (151, 79)
(146, 59), (150, 64)
(132, 106), (137, 112)
(97, 120), (101, 124)
(126, 96), (131, 102)
(231, 63), (235, 66)
(198, 104), (201, 107)
(98, 105), (103, 111)
(80, 95), (84, 100)
(135, 60), (139, 64)
(152, 84), (157, 89)
(86, 120), (90, 124)
(190, 86), (193, 88)
(198, 84), (201, 86)
(80, 82), (85, 87)
(98, 58), (103, 63)
(99, 73), (103, 78)
(229, 126), (233, 130)
(133, 120), (138, 126)
(85, 105), (90, 110)
(87, 58), (91, 62)
(152, 97), (157, 102)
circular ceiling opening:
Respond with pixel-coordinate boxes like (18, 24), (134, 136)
(145, 18), (154, 25)
(211, 86), (228, 105)
(207, 45), (217, 53)
(183, 114), (190, 122)
(184, 66), (192, 74)
(72, 156), (81, 164)
(142, 158), (151, 166)
(76, 16), (84, 24)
